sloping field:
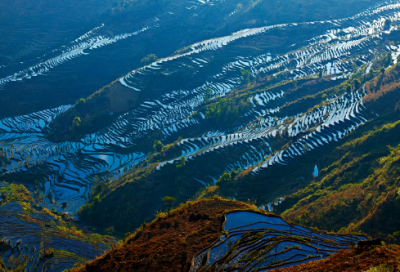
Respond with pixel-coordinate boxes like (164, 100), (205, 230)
(270, 245), (400, 272)
(1, 0), (400, 239)
(0, 183), (115, 272)
(191, 211), (364, 271)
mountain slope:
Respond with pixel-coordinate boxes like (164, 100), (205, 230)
(270, 245), (400, 272)
(272, 65), (400, 239)
(73, 198), (255, 272)
(70, 197), (370, 272)
(0, 182), (116, 272)
(2, 3), (400, 224)
(0, 0), (384, 119)
(277, 116), (400, 236)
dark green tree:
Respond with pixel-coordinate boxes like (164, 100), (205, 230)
(75, 98), (86, 110)
(353, 78), (361, 90)
(71, 117), (82, 134)
(205, 185), (219, 198)
(241, 68), (253, 84)
(141, 54), (157, 64)
(216, 170), (239, 197)
(162, 196), (176, 215)
(204, 88), (212, 103)
(153, 140), (163, 153)
(386, 53), (393, 67)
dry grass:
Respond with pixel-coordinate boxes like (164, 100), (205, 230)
(70, 197), (265, 272)
(269, 245), (400, 272)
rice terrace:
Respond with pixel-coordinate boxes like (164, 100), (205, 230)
(1, 0), (400, 271)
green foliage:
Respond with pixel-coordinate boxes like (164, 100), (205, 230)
(204, 96), (250, 128)
(241, 69), (253, 84)
(153, 140), (163, 153)
(217, 170), (240, 197)
(72, 117), (81, 128)
(387, 53), (393, 66)
(162, 196), (176, 214)
(0, 182), (33, 208)
(279, 116), (400, 237)
(346, 84), (352, 93)
(141, 54), (157, 64)
(179, 157), (186, 166)
(203, 88), (212, 103)
(365, 263), (395, 272)
(205, 185), (219, 198)
(353, 78), (361, 90)
(75, 98), (86, 110)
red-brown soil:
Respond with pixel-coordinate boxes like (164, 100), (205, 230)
(269, 245), (400, 272)
(74, 198), (253, 272)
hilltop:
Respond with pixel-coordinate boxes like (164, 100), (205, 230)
(68, 197), (399, 272)
(71, 198), (256, 272)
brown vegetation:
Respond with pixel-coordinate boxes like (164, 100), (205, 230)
(269, 245), (400, 272)
(72, 198), (255, 272)
(364, 64), (400, 115)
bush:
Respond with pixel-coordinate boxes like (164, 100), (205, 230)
(365, 263), (394, 272)
(141, 54), (157, 64)
(153, 140), (163, 153)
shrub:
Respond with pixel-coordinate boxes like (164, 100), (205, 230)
(141, 54), (157, 64)
(153, 140), (163, 153)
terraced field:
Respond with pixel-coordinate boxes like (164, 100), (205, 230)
(0, 0), (114, 64)
(0, 184), (114, 272)
(1, 2), (400, 217)
(0, 0), (392, 119)
(191, 211), (365, 271)
(2, 1), (400, 271)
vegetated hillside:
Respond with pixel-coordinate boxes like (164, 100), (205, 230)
(72, 198), (255, 272)
(75, 73), (351, 234)
(270, 245), (400, 272)
(0, 0), (382, 120)
(279, 116), (400, 236)
(2, 3), (397, 226)
(69, 197), (397, 272)
(364, 62), (400, 114)
(74, 44), (396, 234)
(234, 53), (399, 207)
(45, 0), (388, 142)
(0, 182), (117, 272)
(273, 65), (400, 241)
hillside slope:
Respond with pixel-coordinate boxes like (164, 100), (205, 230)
(69, 197), (398, 272)
(0, 182), (116, 272)
(270, 245), (400, 272)
(0, 0), (383, 120)
(73, 198), (255, 272)
(273, 65), (400, 241)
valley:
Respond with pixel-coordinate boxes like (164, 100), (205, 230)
(1, 0), (400, 271)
